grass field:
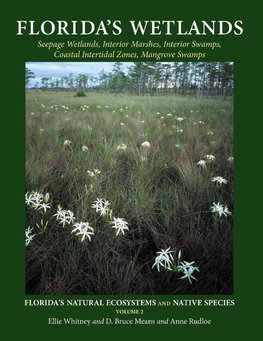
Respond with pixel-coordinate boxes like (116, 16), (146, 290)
(25, 91), (233, 294)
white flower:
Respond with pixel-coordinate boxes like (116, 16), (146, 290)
(25, 227), (35, 247)
(110, 217), (129, 236)
(196, 160), (207, 167)
(228, 156), (234, 162)
(54, 208), (75, 226)
(141, 141), (151, 148)
(176, 117), (184, 122)
(91, 198), (111, 217)
(204, 154), (215, 161)
(207, 131), (214, 135)
(63, 140), (71, 146)
(152, 247), (174, 272)
(25, 191), (43, 208)
(25, 191), (50, 212)
(166, 113), (173, 117)
(37, 202), (51, 213)
(175, 144), (181, 149)
(156, 112), (161, 115)
(211, 176), (228, 186)
(210, 202), (231, 218)
(87, 170), (95, 177)
(120, 122), (125, 126)
(117, 143), (127, 151)
(177, 261), (199, 284)
(81, 146), (89, 152)
(87, 169), (101, 178)
(176, 128), (183, 133)
(199, 120), (205, 124)
(71, 222), (94, 242)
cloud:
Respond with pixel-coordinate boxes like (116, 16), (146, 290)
(26, 62), (132, 78)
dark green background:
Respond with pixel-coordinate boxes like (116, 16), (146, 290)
(2, 1), (261, 339)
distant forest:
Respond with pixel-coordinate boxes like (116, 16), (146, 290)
(26, 62), (233, 98)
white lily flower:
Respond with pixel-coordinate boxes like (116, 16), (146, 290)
(91, 198), (111, 217)
(196, 160), (207, 167)
(117, 143), (127, 151)
(63, 140), (71, 146)
(210, 202), (231, 218)
(25, 227), (35, 247)
(54, 208), (75, 227)
(141, 141), (151, 148)
(110, 217), (129, 236)
(211, 176), (228, 186)
(177, 261), (200, 284)
(71, 222), (94, 242)
(204, 154), (215, 161)
(152, 247), (174, 272)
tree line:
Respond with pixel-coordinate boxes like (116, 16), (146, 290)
(26, 62), (233, 98)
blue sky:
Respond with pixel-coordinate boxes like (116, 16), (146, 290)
(26, 62), (133, 87)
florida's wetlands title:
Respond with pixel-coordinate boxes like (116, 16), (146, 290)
(17, 19), (243, 36)
(25, 61), (233, 295)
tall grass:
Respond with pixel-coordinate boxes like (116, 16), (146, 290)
(26, 91), (233, 294)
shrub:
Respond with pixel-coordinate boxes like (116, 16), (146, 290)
(75, 90), (86, 97)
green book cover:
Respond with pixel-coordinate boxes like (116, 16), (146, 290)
(2, 1), (261, 339)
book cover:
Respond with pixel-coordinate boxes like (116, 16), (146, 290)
(2, 1), (261, 339)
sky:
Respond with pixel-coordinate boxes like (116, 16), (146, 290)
(26, 62), (132, 87)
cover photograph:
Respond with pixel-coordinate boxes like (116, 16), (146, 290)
(25, 60), (233, 297)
